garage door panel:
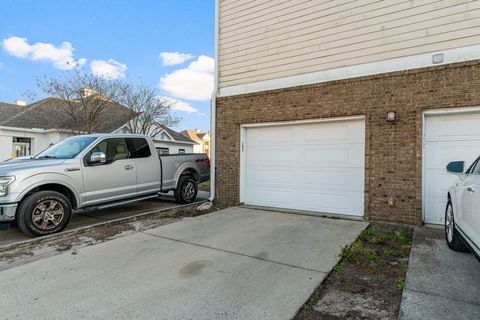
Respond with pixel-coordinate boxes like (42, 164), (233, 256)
(304, 170), (348, 187)
(424, 112), (480, 224)
(302, 192), (349, 212)
(425, 113), (480, 142)
(425, 142), (479, 169)
(244, 119), (365, 216)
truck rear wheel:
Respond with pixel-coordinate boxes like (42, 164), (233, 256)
(174, 176), (198, 204)
(17, 191), (72, 237)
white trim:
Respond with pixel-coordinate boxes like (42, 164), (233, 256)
(421, 106), (480, 222)
(219, 44), (480, 97)
(239, 115), (366, 204)
(209, 0), (220, 202)
(0, 125), (68, 133)
(241, 115), (366, 128)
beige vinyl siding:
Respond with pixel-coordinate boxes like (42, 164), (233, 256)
(218, 0), (480, 88)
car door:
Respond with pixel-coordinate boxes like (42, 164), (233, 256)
(460, 158), (480, 249)
(82, 138), (137, 206)
(126, 138), (161, 195)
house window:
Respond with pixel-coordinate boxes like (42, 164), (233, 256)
(159, 132), (171, 141)
(156, 147), (169, 155)
(179, 149), (185, 154)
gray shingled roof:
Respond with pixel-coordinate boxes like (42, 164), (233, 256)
(0, 102), (23, 122)
(160, 125), (196, 143)
(0, 97), (135, 133)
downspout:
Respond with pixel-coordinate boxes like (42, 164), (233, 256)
(208, 0), (219, 202)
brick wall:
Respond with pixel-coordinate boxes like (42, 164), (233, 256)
(215, 61), (480, 225)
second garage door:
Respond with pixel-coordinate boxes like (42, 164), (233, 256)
(424, 111), (480, 224)
(242, 118), (365, 216)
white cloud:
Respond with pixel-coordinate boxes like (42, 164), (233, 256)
(2, 36), (86, 70)
(159, 55), (214, 101)
(159, 51), (194, 66)
(159, 96), (198, 113)
(90, 59), (127, 79)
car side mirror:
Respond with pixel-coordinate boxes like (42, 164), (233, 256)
(89, 152), (106, 165)
(446, 161), (465, 174)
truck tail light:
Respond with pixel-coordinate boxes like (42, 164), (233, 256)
(206, 158), (210, 169)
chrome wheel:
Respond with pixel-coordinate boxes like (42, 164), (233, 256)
(182, 181), (196, 200)
(31, 200), (65, 231)
(446, 203), (454, 243)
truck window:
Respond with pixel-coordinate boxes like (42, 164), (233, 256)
(179, 149), (185, 154)
(87, 138), (128, 164)
(127, 138), (152, 158)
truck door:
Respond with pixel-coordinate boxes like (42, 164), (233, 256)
(82, 138), (137, 205)
(126, 137), (161, 195)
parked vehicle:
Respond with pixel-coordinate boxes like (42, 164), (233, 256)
(445, 157), (480, 260)
(0, 134), (210, 236)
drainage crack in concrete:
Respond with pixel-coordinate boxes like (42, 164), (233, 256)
(404, 287), (480, 307)
(141, 231), (328, 274)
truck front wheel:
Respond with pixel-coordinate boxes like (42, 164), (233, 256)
(17, 191), (72, 236)
(174, 176), (198, 204)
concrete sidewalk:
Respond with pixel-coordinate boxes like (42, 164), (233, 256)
(400, 227), (480, 320)
(0, 207), (367, 320)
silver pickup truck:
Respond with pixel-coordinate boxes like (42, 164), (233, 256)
(0, 134), (210, 236)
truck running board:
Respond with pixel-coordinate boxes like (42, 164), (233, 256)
(90, 194), (159, 210)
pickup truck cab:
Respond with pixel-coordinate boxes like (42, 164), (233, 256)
(0, 134), (209, 236)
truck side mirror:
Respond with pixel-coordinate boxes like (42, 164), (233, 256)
(446, 161), (465, 174)
(89, 152), (107, 165)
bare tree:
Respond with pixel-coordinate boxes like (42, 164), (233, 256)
(37, 70), (122, 134)
(117, 81), (180, 138)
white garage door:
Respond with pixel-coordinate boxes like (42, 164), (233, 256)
(242, 118), (365, 216)
(424, 112), (480, 224)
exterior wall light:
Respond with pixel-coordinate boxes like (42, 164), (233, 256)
(387, 111), (397, 122)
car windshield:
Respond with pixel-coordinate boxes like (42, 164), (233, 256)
(34, 136), (97, 159)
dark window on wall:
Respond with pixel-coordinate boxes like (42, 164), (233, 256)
(179, 149), (185, 154)
(156, 147), (169, 155)
(127, 138), (151, 158)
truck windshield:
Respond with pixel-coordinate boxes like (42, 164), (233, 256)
(34, 136), (97, 159)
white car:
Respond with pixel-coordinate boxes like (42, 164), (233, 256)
(445, 157), (480, 260)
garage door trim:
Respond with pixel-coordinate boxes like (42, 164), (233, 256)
(422, 106), (480, 224)
(239, 115), (366, 208)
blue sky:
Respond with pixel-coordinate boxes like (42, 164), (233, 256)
(0, 0), (214, 132)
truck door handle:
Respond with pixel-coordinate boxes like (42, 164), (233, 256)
(467, 187), (476, 193)
(124, 165), (134, 170)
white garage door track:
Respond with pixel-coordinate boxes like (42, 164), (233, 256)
(0, 207), (367, 320)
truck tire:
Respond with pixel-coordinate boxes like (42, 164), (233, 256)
(174, 176), (198, 204)
(17, 191), (72, 237)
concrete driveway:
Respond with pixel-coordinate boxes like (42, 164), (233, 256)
(400, 227), (480, 319)
(0, 207), (367, 320)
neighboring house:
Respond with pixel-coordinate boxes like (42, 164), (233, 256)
(0, 97), (195, 161)
(180, 129), (210, 157)
(115, 124), (197, 155)
(214, 0), (480, 226)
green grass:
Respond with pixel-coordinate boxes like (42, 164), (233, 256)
(384, 248), (409, 258)
(395, 276), (405, 292)
(392, 226), (411, 245)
